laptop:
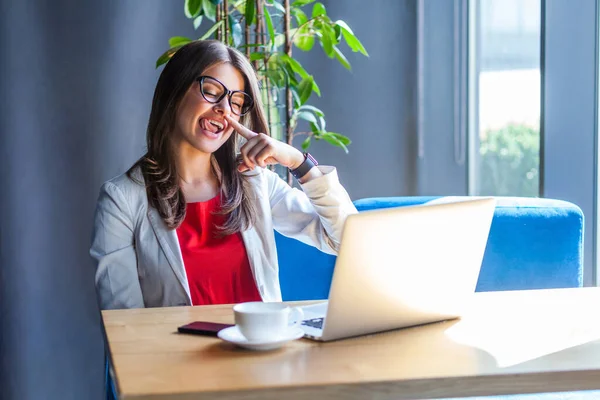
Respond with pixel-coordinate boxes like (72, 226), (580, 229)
(299, 197), (496, 342)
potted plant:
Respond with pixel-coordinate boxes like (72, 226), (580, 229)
(157, 0), (368, 183)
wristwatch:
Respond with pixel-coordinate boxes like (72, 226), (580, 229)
(290, 152), (318, 180)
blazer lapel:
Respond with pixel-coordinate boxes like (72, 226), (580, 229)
(241, 227), (265, 298)
(147, 207), (191, 302)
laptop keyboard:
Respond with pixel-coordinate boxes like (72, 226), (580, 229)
(302, 317), (324, 329)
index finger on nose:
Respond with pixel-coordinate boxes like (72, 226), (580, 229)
(225, 115), (256, 140)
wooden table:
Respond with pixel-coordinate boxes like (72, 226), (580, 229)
(102, 287), (600, 400)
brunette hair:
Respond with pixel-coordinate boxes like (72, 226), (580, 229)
(128, 40), (268, 233)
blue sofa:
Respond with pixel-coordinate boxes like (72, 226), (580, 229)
(277, 196), (584, 300)
(276, 196), (595, 400)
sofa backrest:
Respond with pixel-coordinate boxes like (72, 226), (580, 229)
(277, 196), (584, 301)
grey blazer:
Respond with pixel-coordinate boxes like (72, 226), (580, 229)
(90, 166), (357, 309)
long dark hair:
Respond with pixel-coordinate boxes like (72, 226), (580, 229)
(128, 40), (268, 234)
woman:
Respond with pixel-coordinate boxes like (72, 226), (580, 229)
(90, 40), (357, 310)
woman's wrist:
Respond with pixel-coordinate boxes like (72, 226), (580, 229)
(287, 149), (306, 170)
(289, 152), (322, 183)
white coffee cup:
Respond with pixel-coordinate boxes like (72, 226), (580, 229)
(233, 302), (304, 342)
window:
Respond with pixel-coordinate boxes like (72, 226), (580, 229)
(419, 0), (598, 285)
(471, 0), (541, 197)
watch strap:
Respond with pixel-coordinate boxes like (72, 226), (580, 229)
(289, 152), (318, 180)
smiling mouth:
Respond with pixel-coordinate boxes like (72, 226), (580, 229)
(200, 118), (225, 134)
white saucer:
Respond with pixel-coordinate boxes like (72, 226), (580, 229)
(217, 326), (305, 351)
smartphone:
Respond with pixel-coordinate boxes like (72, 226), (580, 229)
(177, 321), (234, 336)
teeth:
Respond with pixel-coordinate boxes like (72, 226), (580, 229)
(209, 119), (224, 130)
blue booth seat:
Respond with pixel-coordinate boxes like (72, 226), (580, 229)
(277, 196), (584, 301)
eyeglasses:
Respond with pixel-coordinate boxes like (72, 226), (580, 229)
(196, 76), (254, 116)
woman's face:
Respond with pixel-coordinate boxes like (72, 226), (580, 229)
(173, 62), (246, 156)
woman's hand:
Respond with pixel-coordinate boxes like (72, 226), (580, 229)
(225, 115), (305, 172)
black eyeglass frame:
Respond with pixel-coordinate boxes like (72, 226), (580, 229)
(196, 75), (254, 116)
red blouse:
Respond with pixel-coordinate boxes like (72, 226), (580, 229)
(176, 195), (262, 306)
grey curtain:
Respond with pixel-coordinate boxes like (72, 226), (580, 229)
(0, 1), (195, 398)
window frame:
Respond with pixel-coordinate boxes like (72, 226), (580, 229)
(418, 0), (599, 286)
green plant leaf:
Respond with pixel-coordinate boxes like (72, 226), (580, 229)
(321, 132), (349, 153)
(281, 55), (319, 95)
(298, 104), (324, 117)
(278, 59), (299, 86)
(266, 66), (286, 89)
(210, 0), (223, 4)
(245, 0), (255, 25)
(309, 122), (321, 135)
(239, 43), (267, 49)
(231, 0), (246, 13)
(202, 0), (217, 21)
(318, 115), (326, 131)
(263, 5), (275, 48)
(302, 136), (312, 151)
(300, 111), (325, 131)
(169, 36), (193, 48)
(318, 24), (334, 57)
(333, 46), (351, 70)
(274, 33), (287, 48)
(342, 30), (368, 56)
(297, 76), (314, 105)
(294, 25), (314, 51)
(199, 20), (224, 40)
(288, 72), (300, 86)
(290, 87), (301, 107)
(336, 20), (368, 56)
(193, 15), (204, 30)
(333, 20), (352, 33)
(296, 110), (319, 126)
(324, 22), (339, 45)
(228, 15), (243, 47)
(279, 54), (308, 79)
(249, 51), (265, 61)
(312, 2), (326, 18)
(185, 0), (202, 18)
(156, 46), (182, 68)
(271, 1), (285, 14)
(280, 65), (294, 85)
(268, 59), (282, 81)
(292, 0), (316, 7)
(312, 80), (321, 96)
(272, 62), (288, 89)
(328, 132), (351, 145)
(333, 24), (342, 42)
(291, 8), (308, 26)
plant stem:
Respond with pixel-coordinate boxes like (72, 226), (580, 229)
(224, 0), (229, 45)
(284, 0), (292, 143)
(254, 52), (275, 73)
(290, 131), (313, 140)
(245, 5), (250, 59)
(256, 0), (272, 141)
(216, 4), (222, 41)
(289, 16), (323, 43)
(253, 0), (261, 71)
(284, 0), (293, 185)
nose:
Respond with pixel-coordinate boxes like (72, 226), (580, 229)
(213, 95), (232, 116)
